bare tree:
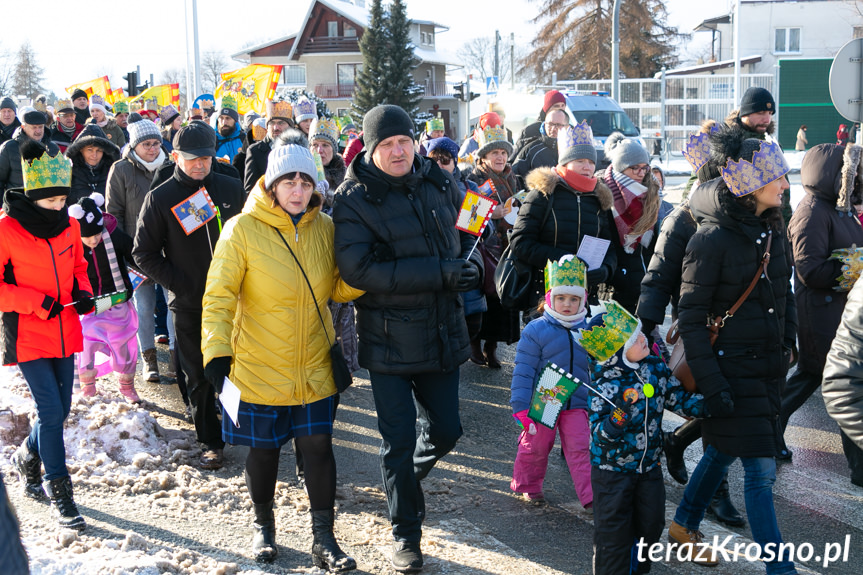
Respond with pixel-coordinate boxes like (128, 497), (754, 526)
(457, 36), (531, 85)
(160, 68), (188, 111)
(201, 50), (228, 94)
(0, 43), (14, 96)
(11, 41), (45, 99)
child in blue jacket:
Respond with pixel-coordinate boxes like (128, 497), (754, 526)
(510, 255), (592, 509)
(582, 301), (705, 574)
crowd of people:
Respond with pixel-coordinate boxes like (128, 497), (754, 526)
(1, 82), (863, 575)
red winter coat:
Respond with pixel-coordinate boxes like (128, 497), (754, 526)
(0, 214), (91, 364)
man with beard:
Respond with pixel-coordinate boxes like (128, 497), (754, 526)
(214, 96), (244, 162)
(0, 107), (60, 198)
(50, 99), (84, 153)
(243, 99), (292, 192)
(725, 87), (791, 224)
(1, 97), (21, 145)
(133, 121), (243, 470)
(71, 89), (91, 126)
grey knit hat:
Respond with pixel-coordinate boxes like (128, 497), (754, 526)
(265, 144), (318, 189)
(128, 119), (163, 149)
(605, 132), (649, 173)
(1, 96), (17, 112)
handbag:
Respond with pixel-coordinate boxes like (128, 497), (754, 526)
(477, 242), (499, 297)
(666, 233), (772, 392)
(275, 230), (353, 393)
(495, 193), (555, 309)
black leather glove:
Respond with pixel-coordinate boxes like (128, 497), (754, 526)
(441, 259), (480, 292)
(640, 319), (657, 350)
(204, 357), (232, 394)
(41, 295), (63, 320)
(705, 390), (735, 418)
(586, 267), (609, 287)
(73, 291), (94, 315)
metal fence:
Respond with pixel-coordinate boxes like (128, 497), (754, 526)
(554, 74), (775, 154)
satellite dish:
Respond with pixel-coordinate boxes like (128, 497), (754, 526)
(830, 38), (863, 122)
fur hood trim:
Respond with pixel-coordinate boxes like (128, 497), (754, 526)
(838, 144), (863, 212)
(525, 166), (613, 211)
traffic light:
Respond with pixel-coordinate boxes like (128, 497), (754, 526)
(469, 91), (480, 101)
(453, 83), (465, 102)
(123, 71), (138, 97)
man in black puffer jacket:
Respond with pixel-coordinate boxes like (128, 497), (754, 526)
(133, 121), (243, 471)
(333, 104), (481, 574)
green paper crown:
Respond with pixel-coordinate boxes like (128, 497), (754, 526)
(579, 300), (639, 362)
(220, 94), (238, 112)
(22, 150), (72, 191)
(427, 117), (445, 132)
(545, 256), (586, 294)
(113, 101), (129, 114)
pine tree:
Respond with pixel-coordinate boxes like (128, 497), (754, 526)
(384, 0), (425, 124)
(521, 0), (683, 81)
(351, 0), (387, 122)
(11, 42), (44, 99)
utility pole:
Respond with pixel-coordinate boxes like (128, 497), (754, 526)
(510, 33), (515, 89)
(192, 0), (202, 97)
(494, 30), (501, 79)
(612, 0), (621, 100)
(733, 0), (741, 107)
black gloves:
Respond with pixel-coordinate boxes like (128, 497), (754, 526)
(441, 259), (480, 292)
(204, 357), (232, 394)
(705, 390), (735, 418)
(602, 399), (634, 438)
(73, 292), (94, 315)
(41, 295), (64, 320)
(586, 267), (609, 287)
(640, 319), (657, 350)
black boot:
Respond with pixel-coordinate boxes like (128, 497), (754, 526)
(706, 477), (745, 527)
(10, 440), (45, 500)
(42, 476), (85, 531)
(484, 341), (501, 369)
(252, 500), (278, 562)
(311, 509), (356, 572)
(663, 419), (702, 485)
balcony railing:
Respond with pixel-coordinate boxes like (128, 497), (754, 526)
(300, 36), (360, 55)
(313, 81), (457, 100)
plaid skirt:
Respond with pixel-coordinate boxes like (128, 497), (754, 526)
(222, 396), (335, 449)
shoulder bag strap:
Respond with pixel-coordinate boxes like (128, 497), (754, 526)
(709, 231), (773, 332)
(274, 228), (334, 347)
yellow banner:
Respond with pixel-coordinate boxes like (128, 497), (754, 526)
(66, 76), (113, 104)
(129, 84), (180, 111)
(214, 64), (283, 115)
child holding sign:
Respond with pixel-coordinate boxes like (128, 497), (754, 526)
(68, 193), (140, 402)
(510, 255), (593, 508)
(582, 301), (706, 574)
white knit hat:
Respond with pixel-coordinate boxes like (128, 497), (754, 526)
(265, 144), (318, 189)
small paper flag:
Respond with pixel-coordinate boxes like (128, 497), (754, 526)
(93, 290), (130, 315)
(477, 179), (497, 198)
(455, 190), (497, 236)
(528, 363), (583, 429)
(171, 187), (216, 236)
(312, 149), (327, 183)
(128, 269), (147, 291)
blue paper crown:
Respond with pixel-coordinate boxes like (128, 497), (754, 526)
(682, 126), (717, 172)
(721, 140), (789, 197)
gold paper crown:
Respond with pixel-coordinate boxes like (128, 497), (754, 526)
(55, 98), (73, 112)
(721, 140), (789, 197)
(578, 300), (639, 362)
(220, 94), (238, 112)
(545, 256), (586, 294)
(682, 125), (718, 172)
(310, 117), (339, 145)
(831, 246), (863, 292)
(267, 99), (293, 121)
(427, 117), (445, 132)
(479, 125), (508, 148)
(22, 149), (72, 191)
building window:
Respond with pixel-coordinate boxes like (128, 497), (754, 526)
(283, 64), (306, 85)
(328, 21), (338, 37)
(338, 63), (362, 86)
(855, 26), (863, 39)
(774, 27), (801, 54)
(420, 31), (427, 44)
(344, 24), (356, 37)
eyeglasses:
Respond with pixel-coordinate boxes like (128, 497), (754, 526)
(435, 156), (453, 165)
(139, 141), (162, 149)
(626, 165), (650, 175)
(545, 122), (569, 130)
(282, 179), (314, 193)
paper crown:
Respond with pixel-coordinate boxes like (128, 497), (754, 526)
(55, 98), (73, 112)
(310, 117), (339, 147)
(545, 256), (586, 294)
(90, 94), (105, 106)
(159, 104), (180, 124)
(831, 246), (863, 292)
(478, 125), (508, 148)
(33, 99), (47, 113)
(113, 101), (129, 114)
(721, 140), (789, 197)
(293, 97), (316, 121)
(22, 149), (73, 191)
(251, 117), (267, 141)
(266, 99), (293, 121)
(682, 127), (717, 172)
(560, 121), (593, 147)
(579, 300), (640, 362)
(337, 115), (356, 133)
(219, 94), (238, 112)
(426, 117), (445, 133)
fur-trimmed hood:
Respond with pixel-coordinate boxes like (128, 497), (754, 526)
(66, 124), (121, 167)
(525, 166), (614, 211)
(838, 144), (863, 212)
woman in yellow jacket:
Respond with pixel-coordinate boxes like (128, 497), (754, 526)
(202, 137), (362, 570)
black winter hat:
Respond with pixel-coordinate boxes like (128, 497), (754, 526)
(361, 104), (415, 156)
(173, 120), (216, 159)
(68, 192), (106, 237)
(739, 87), (775, 117)
(71, 89), (88, 102)
(1, 96), (16, 111)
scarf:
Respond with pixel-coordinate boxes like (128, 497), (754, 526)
(102, 229), (125, 294)
(545, 306), (587, 329)
(2, 191), (71, 239)
(605, 168), (656, 253)
(59, 122), (76, 137)
(555, 166), (597, 194)
(131, 149), (166, 172)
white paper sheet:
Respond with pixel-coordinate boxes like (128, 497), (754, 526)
(576, 235), (611, 271)
(219, 377), (241, 427)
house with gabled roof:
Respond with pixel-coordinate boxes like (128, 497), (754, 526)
(230, 0), (463, 137)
